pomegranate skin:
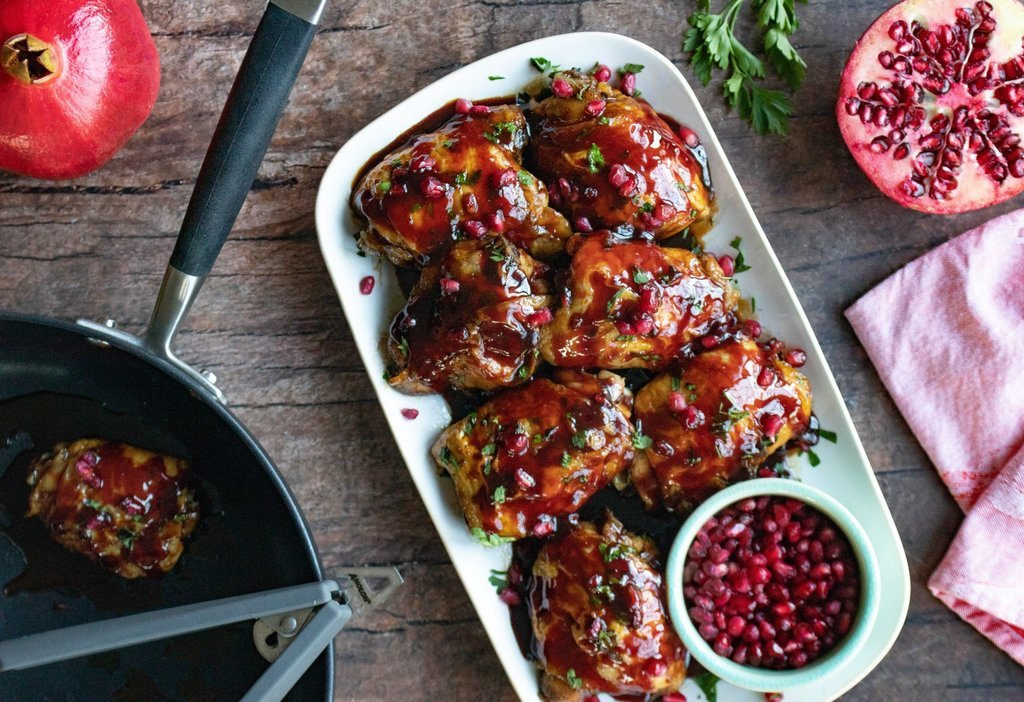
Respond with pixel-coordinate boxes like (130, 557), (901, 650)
(0, 0), (160, 180)
(836, 0), (1024, 214)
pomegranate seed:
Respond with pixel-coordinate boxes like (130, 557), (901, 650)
(718, 255), (736, 277)
(470, 104), (490, 116)
(483, 209), (506, 233)
(461, 192), (479, 213)
(701, 335), (720, 349)
(532, 519), (555, 537)
(639, 286), (658, 314)
(678, 125), (701, 148)
(584, 99), (606, 116)
(655, 202), (677, 222)
(421, 176), (446, 199)
(608, 163), (630, 188)
(784, 348), (807, 367)
(634, 317), (654, 335)
(400, 408), (419, 419)
(644, 658), (668, 678)
(493, 168), (517, 187)
(525, 308), (553, 327)
(757, 366), (775, 387)
(507, 433), (529, 455)
(683, 406), (705, 429)
(575, 216), (593, 232)
(462, 220), (487, 238)
(409, 154), (437, 172)
(746, 319), (762, 338)
(514, 467), (535, 490)
(621, 72), (637, 95)
(762, 414), (785, 439)
(439, 277), (460, 293)
(454, 98), (473, 114)
(669, 391), (688, 413)
(551, 78), (573, 98)
(498, 587), (521, 606)
(727, 615), (747, 637)
(593, 64), (612, 82)
(359, 275), (375, 295)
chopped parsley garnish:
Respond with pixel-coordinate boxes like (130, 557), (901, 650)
(615, 334), (635, 342)
(597, 115), (611, 125)
(606, 288), (627, 313)
(598, 542), (634, 563)
(631, 428), (653, 450)
(530, 56), (560, 74)
(488, 569), (508, 592)
(631, 268), (652, 285)
(566, 668), (583, 690)
(685, 382), (698, 401)
(819, 428), (838, 443)
(561, 452), (572, 468)
(671, 376), (681, 391)
(687, 452), (702, 465)
(729, 236), (752, 273)
(488, 75), (505, 81)
(376, 179), (392, 194)
(516, 170), (534, 187)
(619, 62), (645, 75)
(572, 431), (588, 449)
(728, 406), (750, 422)
(806, 448), (821, 466)
(463, 412), (478, 435)
(83, 498), (103, 510)
(484, 121), (519, 144)
(750, 296), (757, 314)
(454, 171), (468, 186)
(533, 433), (544, 444)
(397, 336), (410, 358)
(639, 201), (654, 214)
(118, 530), (136, 550)
(492, 485), (507, 505)
(517, 364), (530, 380)
(481, 443), (496, 457)
(482, 132), (498, 144)
(438, 446), (459, 470)
(694, 671), (720, 702)
(442, 139), (454, 149)
(587, 143), (605, 173)
(470, 528), (514, 547)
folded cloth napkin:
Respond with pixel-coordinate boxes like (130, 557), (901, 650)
(845, 208), (1024, 665)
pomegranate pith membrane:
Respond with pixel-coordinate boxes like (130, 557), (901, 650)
(684, 495), (861, 670)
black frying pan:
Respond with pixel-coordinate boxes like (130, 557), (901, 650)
(0, 1), (335, 699)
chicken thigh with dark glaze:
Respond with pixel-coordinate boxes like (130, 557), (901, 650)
(528, 512), (686, 702)
(27, 439), (199, 579)
(539, 233), (738, 369)
(353, 104), (570, 267)
(631, 337), (812, 512)
(526, 69), (712, 237)
(431, 370), (635, 540)
(387, 235), (553, 394)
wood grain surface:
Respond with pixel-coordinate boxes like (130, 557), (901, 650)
(2, 1), (1023, 700)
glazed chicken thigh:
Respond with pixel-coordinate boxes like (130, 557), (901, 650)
(528, 513), (686, 702)
(386, 235), (553, 393)
(631, 338), (812, 512)
(526, 70), (712, 237)
(432, 370), (635, 540)
(27, 439), (199, 578)
(539, 233), (738, 369)
(353, 104), (570, 267)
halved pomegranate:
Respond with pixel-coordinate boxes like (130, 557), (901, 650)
(837, 0), (1024, 214)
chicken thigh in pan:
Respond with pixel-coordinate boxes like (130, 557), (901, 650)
(353, 104), (571, 267)
(539, 233), (738, 370)
(386, 235), (553, 394)
(27, 439), (199, 579)
(528, 513), (686, 702)
(631, 337), (812, 512)
(431, 370), (635, 540)
(526, 70), (712, 237)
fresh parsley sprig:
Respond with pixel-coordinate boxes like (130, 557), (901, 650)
(683, 0), (807, 136)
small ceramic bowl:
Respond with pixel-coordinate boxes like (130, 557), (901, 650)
(665, 478), (881, 692)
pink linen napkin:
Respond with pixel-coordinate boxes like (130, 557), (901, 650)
(845, 208), (1024, 665)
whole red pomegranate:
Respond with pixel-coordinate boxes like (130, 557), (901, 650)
(0, 0), (160, 180)
(837, 0), (1024, 214)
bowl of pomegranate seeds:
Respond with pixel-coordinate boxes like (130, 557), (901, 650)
(665, 478), (880, 692)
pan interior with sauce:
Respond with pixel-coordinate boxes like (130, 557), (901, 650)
(0, 317), (329, 702)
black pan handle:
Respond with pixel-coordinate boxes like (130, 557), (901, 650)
(170, 0), (326, 277)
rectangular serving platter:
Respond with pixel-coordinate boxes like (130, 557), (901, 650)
(315, 32), (910, 702)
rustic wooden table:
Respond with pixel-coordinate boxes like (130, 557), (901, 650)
(2, 1), (1023, 700)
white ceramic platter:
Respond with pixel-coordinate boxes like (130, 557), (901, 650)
(315, 32), (910, 702)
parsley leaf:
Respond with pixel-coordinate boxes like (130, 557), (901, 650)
(632, 429), (653, 450)
(530, 56), (560, 74)
(819, 428), (838, 443)
(488, 569), (508, 592)
(694, 671), (720, 702)
(632, 268), (652, 285)
(587, 143), (605, 173)
(376, 179), (392, 194)
(729, 236), (752, 273)
(619, 62), (645, 75)
(806, 447), (821, 466)
(566, 668), (583, 690)
(517, 170), (534, 187)
(492, 485), (507, 505)
(470, 527), (514, 547)
(683, 0), (805, 136)
(488, 74), (505, 81)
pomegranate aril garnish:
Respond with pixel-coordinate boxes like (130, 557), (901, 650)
(593, 64), (612, 83)
(717, 254), (736, 277)
(454, 98), (473, 114)
(551, 78), (573, 98)
(359, 275), (375, 295)
(684, 496), (860, 670)
(400, 408), (419, 420)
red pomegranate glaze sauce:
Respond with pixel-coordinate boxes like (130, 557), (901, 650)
(684, 495), (860, 670)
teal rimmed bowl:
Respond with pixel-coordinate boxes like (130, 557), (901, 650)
(665, 478), (880, 692)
